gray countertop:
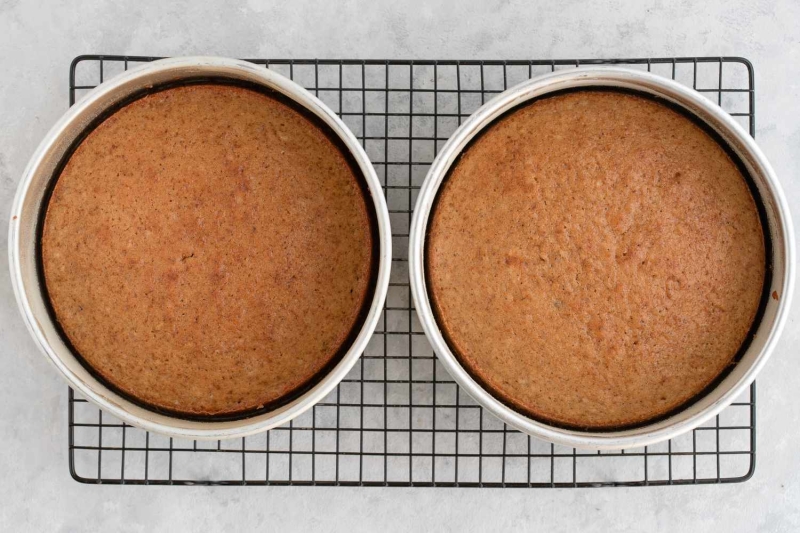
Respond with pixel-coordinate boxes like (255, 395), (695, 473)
(1, 1), (799, 531)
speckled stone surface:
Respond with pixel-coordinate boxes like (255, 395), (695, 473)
(1, 1), (799, 531)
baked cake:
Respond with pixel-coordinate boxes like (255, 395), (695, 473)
(42, 83), (376, 417)
(426, 90), (766, 430)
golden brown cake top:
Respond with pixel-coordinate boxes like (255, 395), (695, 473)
(42, 83), (375, 417)
(427, 90), (765, 430)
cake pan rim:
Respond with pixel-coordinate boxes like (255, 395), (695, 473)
(408, 66), (794, 450)
(9, 56), (392, 440)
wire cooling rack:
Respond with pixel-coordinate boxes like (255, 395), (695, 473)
(68, 55), (757, 487)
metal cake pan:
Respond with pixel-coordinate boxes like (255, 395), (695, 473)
(9, 56), (392, 440)
(409, 67), (794, 450)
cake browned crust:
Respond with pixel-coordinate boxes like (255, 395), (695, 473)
(42, 84), (375, 417)
(427, 90), (766, 430)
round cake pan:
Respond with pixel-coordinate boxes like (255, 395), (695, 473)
(409, 67), (794, 450)
(9, 56), (391, 440)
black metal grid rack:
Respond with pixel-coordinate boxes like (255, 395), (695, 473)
(68, 55), (757, 487)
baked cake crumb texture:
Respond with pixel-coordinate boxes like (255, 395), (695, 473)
(43, 84), (374, 417)
(428, 90), (765, 429)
